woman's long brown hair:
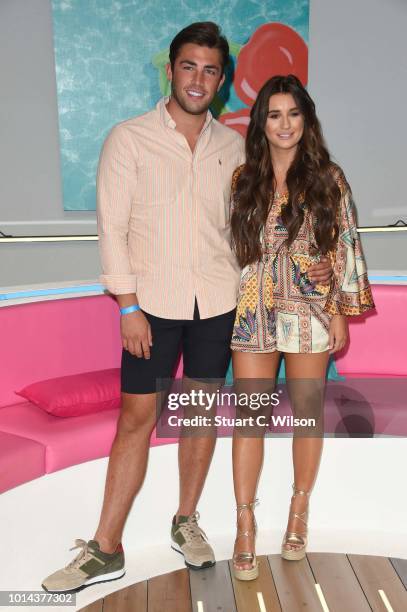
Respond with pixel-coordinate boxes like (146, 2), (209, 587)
(231, 74), (341, 268)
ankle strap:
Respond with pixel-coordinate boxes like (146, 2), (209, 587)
(236, 499), (259, 538)
(236, 499), (259, 512)
(292, 484), (311, 497)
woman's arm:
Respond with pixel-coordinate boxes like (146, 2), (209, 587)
(324, 171), (375, 317)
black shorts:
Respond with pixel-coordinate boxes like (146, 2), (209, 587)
(121, 300), (236, 394)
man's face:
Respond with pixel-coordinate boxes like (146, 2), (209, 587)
(166, 43), (225, 115)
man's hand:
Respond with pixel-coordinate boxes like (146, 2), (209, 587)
(121, 310), (153, 359)
(308, 255), (333, 286)
(328, 315), (348, 354)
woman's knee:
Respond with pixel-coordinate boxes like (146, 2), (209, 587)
(288, 379), (325, 421)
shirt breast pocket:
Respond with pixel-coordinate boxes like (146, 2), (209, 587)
(196, 156), (224, 203)
(135, 156), (184, 206)
(196, 153), (240, 228)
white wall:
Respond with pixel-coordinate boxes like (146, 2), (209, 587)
(309, 0), (407, 228)
(308, 0), (407, 274)
(0, 0), (406, 287)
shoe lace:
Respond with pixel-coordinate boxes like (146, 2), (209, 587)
(177, 511), (208, 546)
(66, 539), (93, 569)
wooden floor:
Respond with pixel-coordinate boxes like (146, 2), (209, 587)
(79, 553), (407, 612)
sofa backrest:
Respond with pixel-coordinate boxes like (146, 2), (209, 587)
(335, 284), (407, 376)
(0, 284), (405, 409)
(0, 295), (122, 408)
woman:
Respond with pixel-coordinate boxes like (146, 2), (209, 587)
(230, 74), (375, 580)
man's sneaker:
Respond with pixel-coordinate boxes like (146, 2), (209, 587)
(41, 539), (125, 593)
(171, 511), (216, 570)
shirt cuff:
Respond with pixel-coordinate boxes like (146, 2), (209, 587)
(99, 273), (137, 295)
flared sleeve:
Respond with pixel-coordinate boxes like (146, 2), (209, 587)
(324, 170), (375, 316)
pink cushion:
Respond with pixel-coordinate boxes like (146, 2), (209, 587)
(0, 431), (45, 493)
(15, 369), (121, 417)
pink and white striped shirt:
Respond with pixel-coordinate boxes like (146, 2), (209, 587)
(97, 97), (245, 319)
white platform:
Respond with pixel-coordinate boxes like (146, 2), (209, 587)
(1, 437), (406, 611)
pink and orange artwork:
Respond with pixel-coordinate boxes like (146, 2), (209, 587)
(219, 23), (308, 136)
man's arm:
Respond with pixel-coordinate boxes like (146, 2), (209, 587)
(97, 125), (138, 295)
(97, 127), (152, 359)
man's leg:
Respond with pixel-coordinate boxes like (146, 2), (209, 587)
(93, 312), (183, 551)
(176, 304), (236, 519)
(176, 380), (218, 518)
(41, 392), (159, 593)
(177, 435), (216, 518)
(42, 310), (182, 592)
(170, 305), (235, 569)
(93, 391), (159, 552)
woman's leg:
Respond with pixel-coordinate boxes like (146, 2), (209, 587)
(283, 351), (330, 552)
(232, 350), (281, 569)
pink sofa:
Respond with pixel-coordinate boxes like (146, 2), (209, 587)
(0, 285), (406, 493)
(0, 295), (179, 494)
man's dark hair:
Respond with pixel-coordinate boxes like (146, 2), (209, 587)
(169, 22), (229, 73)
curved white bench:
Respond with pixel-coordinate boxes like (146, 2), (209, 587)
(1, 437), (406, 611)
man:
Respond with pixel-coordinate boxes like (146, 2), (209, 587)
(42, 22), (332, 593)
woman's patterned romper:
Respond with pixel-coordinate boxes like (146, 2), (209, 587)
(230, 165), (375, 354)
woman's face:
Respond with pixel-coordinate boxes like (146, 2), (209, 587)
(264, 93), (304, 153)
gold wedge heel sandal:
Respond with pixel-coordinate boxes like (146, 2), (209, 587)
(281, 484), (311, 561)
(232, 499), (259, 581)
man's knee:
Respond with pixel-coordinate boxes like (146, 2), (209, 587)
(117, 392), (159, 433)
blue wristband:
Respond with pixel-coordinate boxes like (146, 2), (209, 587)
(120, 304), (141, 315)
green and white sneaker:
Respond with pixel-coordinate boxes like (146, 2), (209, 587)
(41, 539), (125, 593)
(171, 511), (216, 570)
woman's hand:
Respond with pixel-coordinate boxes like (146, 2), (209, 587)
(328, 315), (348, 354)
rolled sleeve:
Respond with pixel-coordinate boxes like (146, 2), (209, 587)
(98, 273), (137, 295)
(96, 125), (138, 295)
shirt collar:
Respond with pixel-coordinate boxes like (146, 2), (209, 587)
(157, 96), (213, 131)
